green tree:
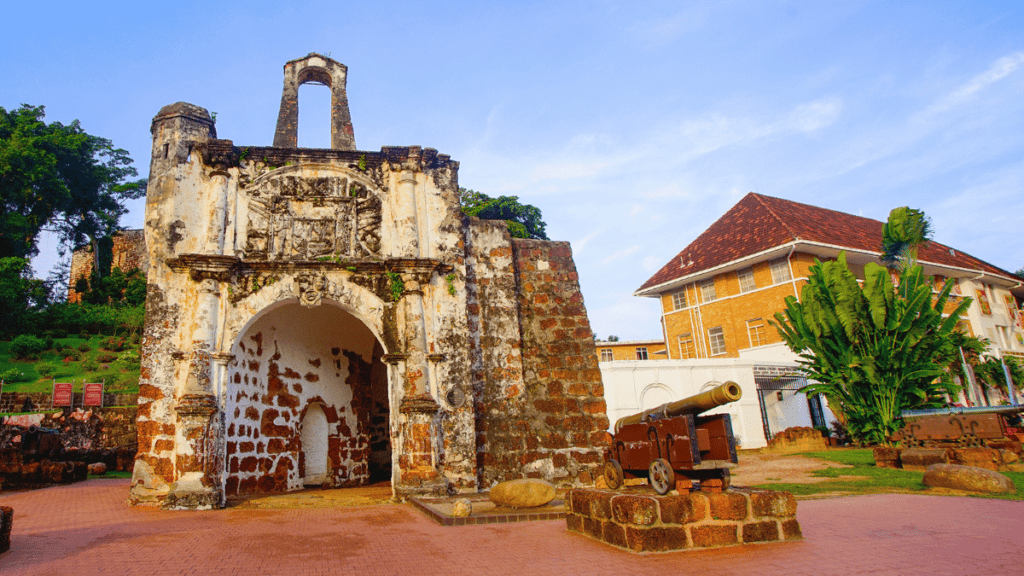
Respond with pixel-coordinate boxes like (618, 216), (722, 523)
(879, 207), (932, 272)
(770, 253), (971, 445)
(974, 356), (1024, 399)
(459, 188), (548, 240)
(0, 104), (146, 260)
(0, 257), (49, 336)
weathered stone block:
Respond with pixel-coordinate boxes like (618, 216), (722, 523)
(659, 493), (708, 524)
(873, 446), (901, 468)
(708, 491), (749, 520)
(625, 526), (688, 552)
(0, 506), (12, 554)
(923, 463), (1015, 493)
(900, 448), (949, 471)
(742, 520), (781, 542)
(611, 495), (658, 525)
(690, 524), (738, 548)
(603, 521), (627, 548)
(781, 518), (803, 540)
(570, 488), (613, 519)
(749, 490), (796, 517)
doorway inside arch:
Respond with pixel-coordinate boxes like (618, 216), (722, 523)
(224, 301), (390, 498)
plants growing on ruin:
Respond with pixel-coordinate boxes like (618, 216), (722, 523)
(458, 188), (548, 240)
(385, 272), (404, 302)
(445, 273), (456, 296)
(358, 154), (367, 171)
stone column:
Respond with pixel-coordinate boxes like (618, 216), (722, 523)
(164, 278), (223, 509)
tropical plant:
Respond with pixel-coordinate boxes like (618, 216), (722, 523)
(880, 207), (932, 272)
(973, 356), (1024, 398)
(771, 252), (971, 445)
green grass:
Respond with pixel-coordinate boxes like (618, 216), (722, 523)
(754, 448), (1024, 500)
(0, 335), (140, 394)
(88, 470), (132, 480)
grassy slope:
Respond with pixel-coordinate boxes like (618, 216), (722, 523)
(0, 335), (140, 396)
(755, 449), (1024, 500)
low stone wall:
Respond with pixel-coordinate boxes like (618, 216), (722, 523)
(566, 488), (801, 553)
(0, 454), (88, 489)
(762, 426), (828, 455)
(0, 506), (12, 554)
(875, 444), (1023, 472)
(1, 406), (137, 451)
(0, 391), (138, 414)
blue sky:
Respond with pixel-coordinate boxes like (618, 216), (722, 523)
(4, 1), (1023, 340)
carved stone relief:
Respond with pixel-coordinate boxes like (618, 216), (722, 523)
(243, 173), (381, 261)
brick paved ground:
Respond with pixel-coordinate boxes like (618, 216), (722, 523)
(1, 479), (1021, 576)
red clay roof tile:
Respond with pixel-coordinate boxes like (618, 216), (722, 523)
(637, 193), (1019, 293)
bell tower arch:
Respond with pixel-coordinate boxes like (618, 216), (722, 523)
(272, 53), (356, 150)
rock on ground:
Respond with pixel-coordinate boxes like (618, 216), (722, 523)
(923, 463), (1015, 494)
(450, 498), (473, 517)
(489, 479), (556, 508)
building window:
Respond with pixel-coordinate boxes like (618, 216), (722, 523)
(1005, 295), (1018, 322)
(671, 290), (687, 310)
(708, 326), (726, 356)
(738, 268), (756, 293)
(600, 348), (613, 362)
(700, 279), (717, 302)
(678, 333), (695, 359)
(770, 259), (792, 284)
(747, 318), (766, 347)
(635, 347), (649, 360)
(976, 289), (992, 315)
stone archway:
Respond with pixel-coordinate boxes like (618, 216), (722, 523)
(223, 300), (389, 498)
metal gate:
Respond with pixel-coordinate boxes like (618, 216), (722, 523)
(752, 365), (822, 442)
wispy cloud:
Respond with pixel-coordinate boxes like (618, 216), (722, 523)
(923, 52), (1024, 115)
(599, 245), (641, 265)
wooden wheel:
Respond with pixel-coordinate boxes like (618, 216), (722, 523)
(604, 459), (624, 490)
(648, 458), (675, 495)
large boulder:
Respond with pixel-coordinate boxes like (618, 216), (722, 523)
(923, 464), (1015, 494)
(489, 479), (556, 508)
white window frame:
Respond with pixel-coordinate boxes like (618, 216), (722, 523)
(635, 347), (649, 360)
(770, 258), (792, 284)
(600, 348), (613, 362)
(737, 268), (756, 293)
(746, 318), (766, 348)
(677, 333), (695, 359)
(708, 326), (726, 356)
(671, 290), (687, 310)
(700, 279), (717, 302)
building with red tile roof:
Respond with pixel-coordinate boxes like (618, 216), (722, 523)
(636, 193), (1024, 363)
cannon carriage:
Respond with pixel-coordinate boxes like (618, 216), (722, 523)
(604, 381), (742, 494)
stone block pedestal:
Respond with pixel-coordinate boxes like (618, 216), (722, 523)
(566, 488), (801, 553)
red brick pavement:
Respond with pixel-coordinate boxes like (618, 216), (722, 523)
(1, 479), (1022, 576)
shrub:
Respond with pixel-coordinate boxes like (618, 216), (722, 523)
(79, 332), (90, 339)
(103, 336), (127, 352)
(97, 353), (117, 363)
(81, 360), (98, 372)
(35, 362), (57, 377)
(10, 335), (47, 359)
(77, 343), (92, 353)
(62, 350), (82, 361)
(114, 350), (141, 371)
(43, 335), (55, 350)
(0, 367), (35, 383)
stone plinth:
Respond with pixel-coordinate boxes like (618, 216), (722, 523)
(0, 506), (12, 554)
(566, 488), (801, 553)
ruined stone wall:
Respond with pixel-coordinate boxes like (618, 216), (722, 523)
(1, 406), (137, 450)
(132, 74), (610, 507)
(67, 230), (148, 303)
(509, 239), (608, 485)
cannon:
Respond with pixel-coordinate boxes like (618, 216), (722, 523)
(604, 381), (741, 495)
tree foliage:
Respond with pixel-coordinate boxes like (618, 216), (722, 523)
(974, 356), (1024, 397)
(0, 257), (50, 336)
(880, 207), (932, 271)
(770, 253), (971, 445)
(0, 104), (146, 259)
(459, 188), (549, 240)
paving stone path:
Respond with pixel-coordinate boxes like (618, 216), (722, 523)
(1, 479), (1021, 575)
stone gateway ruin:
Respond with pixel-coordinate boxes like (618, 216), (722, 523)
(130, 54), (608, 509)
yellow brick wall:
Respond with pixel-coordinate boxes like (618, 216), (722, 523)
(595, 342), (664, 362)
(657, 254), (816, 359)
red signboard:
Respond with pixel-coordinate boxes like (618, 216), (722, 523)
(83, 382), (104, 407)
(52, 381), (74, 407)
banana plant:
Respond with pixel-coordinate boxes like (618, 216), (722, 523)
(771, 252), (971, 445)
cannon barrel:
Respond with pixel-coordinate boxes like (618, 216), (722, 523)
(614, 381), (742, 434)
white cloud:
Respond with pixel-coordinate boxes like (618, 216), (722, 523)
(642, 255), (664, 272)
(599, 245), (641, 265)
(923, 52), (1024, 116)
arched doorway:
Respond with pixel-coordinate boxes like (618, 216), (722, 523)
(223, 300), (389, 498)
